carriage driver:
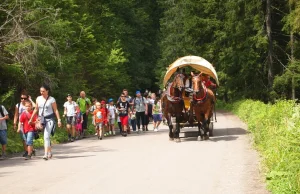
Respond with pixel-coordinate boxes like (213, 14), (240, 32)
(184, 71), (194, 96)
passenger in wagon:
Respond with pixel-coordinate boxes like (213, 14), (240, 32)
(201, 73), (216, 89)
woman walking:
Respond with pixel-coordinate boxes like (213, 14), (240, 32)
(29, 85), (62, 160)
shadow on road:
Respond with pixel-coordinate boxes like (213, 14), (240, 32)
(180, 127), (247, 142)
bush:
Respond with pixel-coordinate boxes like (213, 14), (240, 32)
(218, 100), (300, 194)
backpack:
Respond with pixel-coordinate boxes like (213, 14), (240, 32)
(0, 105), (8, 124)
(133, 97), (144, 106)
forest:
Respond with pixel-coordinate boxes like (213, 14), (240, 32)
(1, 0), (300, 107)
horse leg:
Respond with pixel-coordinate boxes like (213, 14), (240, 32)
(167, 114), (174, 141)
(175, 116), (181, 143)
(197, 121), (204, 141)
(203, 113), (210, 140)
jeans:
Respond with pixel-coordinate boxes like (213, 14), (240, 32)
(131, 119), (136, 131)
(136, 112), (145, 129)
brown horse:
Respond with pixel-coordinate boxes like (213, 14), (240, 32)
(191, 74), (215, 140)
(161, 73), (185, 142)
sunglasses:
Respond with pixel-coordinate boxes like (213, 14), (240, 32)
(21, 98), (27, 100)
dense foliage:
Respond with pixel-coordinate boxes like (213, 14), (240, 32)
(1, 0), (300, 107)
(218, 99), (300, 194)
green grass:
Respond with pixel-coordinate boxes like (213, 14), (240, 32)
(217, 100), (300, 194)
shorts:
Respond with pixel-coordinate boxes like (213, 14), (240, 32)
(120, 116), (128, 126)
(0, 130), (7, 145)
(109, 118), (115, 125)
(95, 123), (103, 129)
(153, 114), (162, 122)
(66, 116), (76, 125)
(25, 131), (34, 146)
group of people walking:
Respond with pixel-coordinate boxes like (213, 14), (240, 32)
(0, 86), (163, 160)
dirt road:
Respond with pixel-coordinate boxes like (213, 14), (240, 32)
(0, 111), (269, 194)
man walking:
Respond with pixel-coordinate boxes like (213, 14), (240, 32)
(76, 91), (91, 137)
(133, 91), (148, 132)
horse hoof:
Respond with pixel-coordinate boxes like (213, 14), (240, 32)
(169, 138), (174, 141)
(197, 136), (202, 141)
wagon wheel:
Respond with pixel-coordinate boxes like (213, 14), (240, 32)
(209, 122), (214, 137)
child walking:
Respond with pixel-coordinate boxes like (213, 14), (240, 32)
(152, 98), (162, 132)
(18, 100), (37, 160)
(117, 93), (131, 137)
(130, 108), (137, 132)
(108, 98), (116, 135)
(93, 102), (103, 140)
(63, 94), (77, 142)
(75, 107), (83, 139)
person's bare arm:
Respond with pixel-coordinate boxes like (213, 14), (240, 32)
(13, 106), (18, 130)
(29, 101), (38, 124)
(51, 102), (62, 127)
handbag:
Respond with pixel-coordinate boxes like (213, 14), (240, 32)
(35, 96), (49, 131)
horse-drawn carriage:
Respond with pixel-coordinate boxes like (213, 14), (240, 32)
(161, 56), (219, 142)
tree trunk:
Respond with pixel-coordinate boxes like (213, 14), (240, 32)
(290, 4), (295, 100)
(266, 0), (274, 89)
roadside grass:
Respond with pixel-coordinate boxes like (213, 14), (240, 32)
(217, 100), (300, 194)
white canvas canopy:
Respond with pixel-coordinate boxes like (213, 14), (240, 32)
(163, 56), (219, 86)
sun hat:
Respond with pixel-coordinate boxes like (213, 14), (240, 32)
(108, 98), (113, 103)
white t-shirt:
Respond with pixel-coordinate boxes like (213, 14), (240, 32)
(108, 105), (116, 119)
(16, 103), (26, 119)
(36, 96), (56, 117)
(63, 101), (77, 116)
(0, 105), (8, 130)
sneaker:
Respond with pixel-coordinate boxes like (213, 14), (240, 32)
(68, 138), (71, 142)
(71, 137), (74, 142)
(109, 131), (112, 135)
(154, 128), (158, 132)
(47, 152), (52, 159)
(32, 149), (36, 156)
(42, 155), (48, 160)
(95, 133), (98, 136)
(0, 154), (7, 160)
(112, 131), (116, 136)
(23, 151), (28, 157)
(75, 136), (79, 140)
(25, 155), (31, 160)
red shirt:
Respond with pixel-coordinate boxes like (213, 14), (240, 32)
(19, 111), (37, 133)
(100, 107), (108, 123)
(202, 77), (216, 88)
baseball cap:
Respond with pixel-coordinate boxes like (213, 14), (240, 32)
(108, 98), (113, 103)
(136, 90), (141, 95)
(101, 100), (106, 104)
(67, 94), (72, 97)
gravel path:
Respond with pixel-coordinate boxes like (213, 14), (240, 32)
(0, 111), (269, 194)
